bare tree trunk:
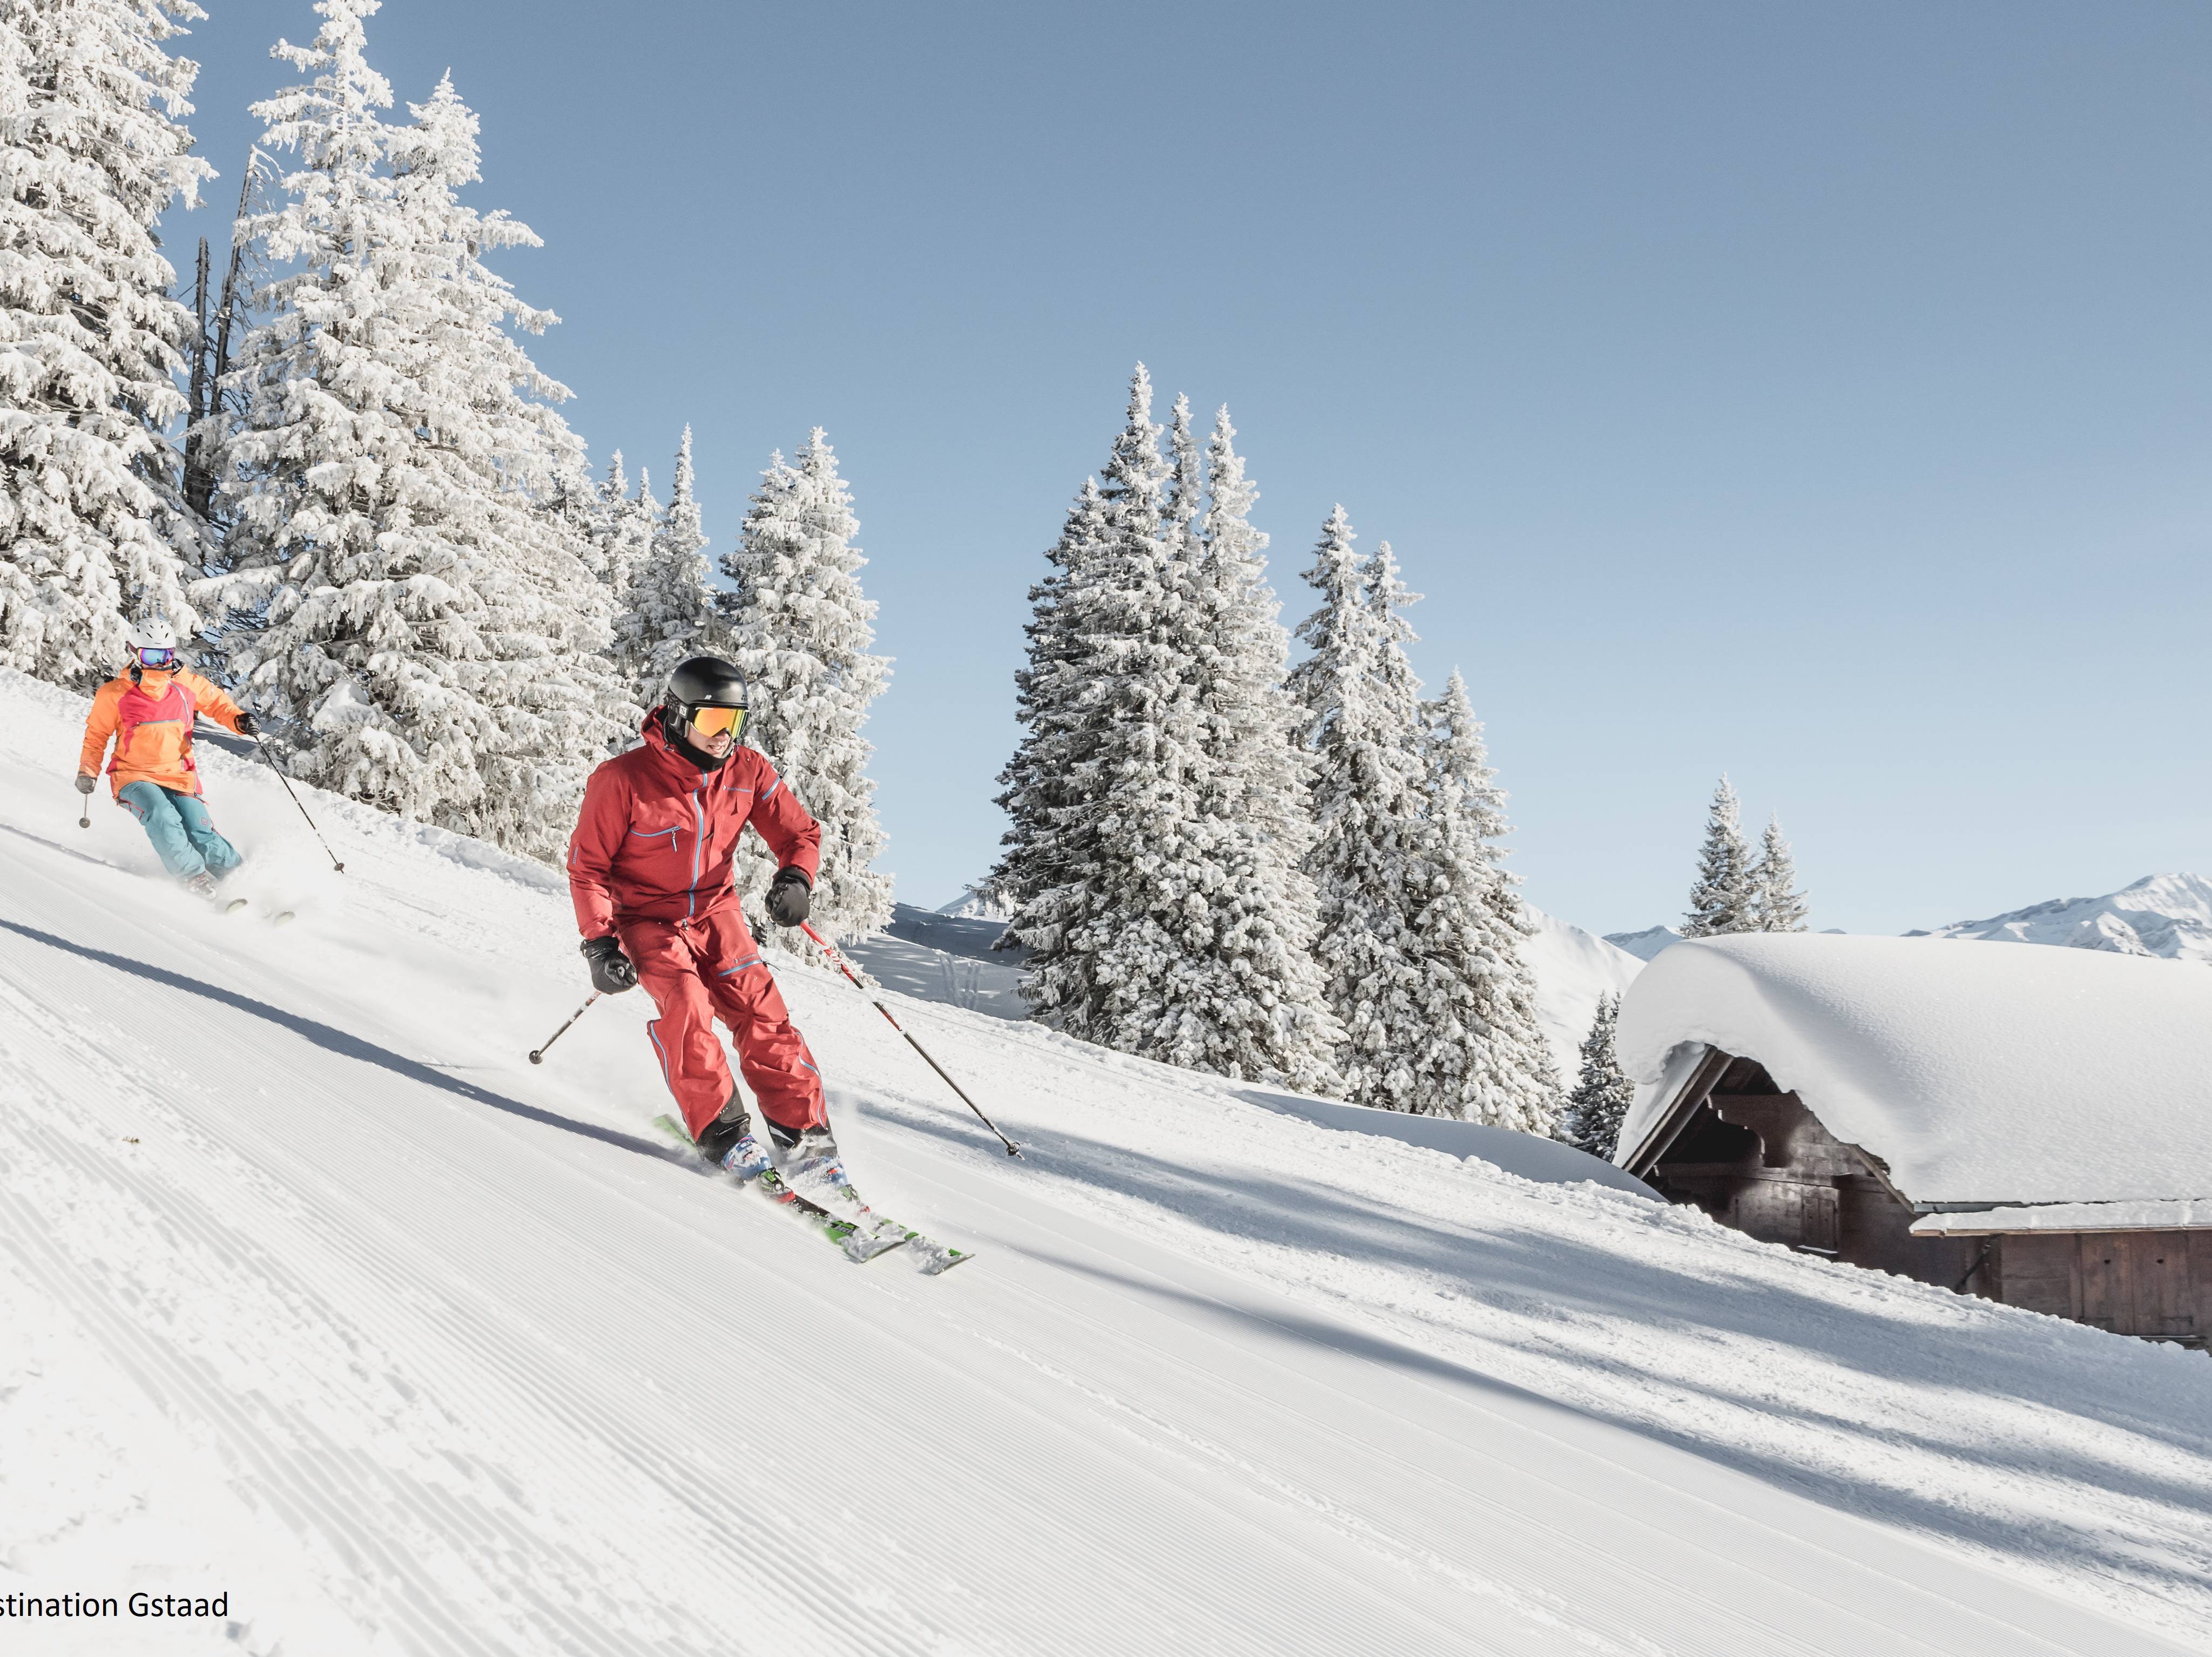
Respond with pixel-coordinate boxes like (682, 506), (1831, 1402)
(182, 237), (215, 517)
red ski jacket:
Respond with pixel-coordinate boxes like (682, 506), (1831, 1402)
(567, 716), (821, 938)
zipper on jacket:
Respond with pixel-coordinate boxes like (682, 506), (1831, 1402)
(686, 779), (706, 918)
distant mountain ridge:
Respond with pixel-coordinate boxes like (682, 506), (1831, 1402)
(1603, 925), (1683, 962)
(1907, 873), (2212, 963)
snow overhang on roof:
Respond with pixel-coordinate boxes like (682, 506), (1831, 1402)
(1611, 934), (2212, 1207)
(1910, 1200), (2212, 1236)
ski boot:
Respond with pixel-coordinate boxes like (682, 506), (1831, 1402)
(696, 1095), (773, 1182)
(770, 1120), (851, 1198)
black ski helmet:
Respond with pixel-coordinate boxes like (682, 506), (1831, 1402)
(658, 655), (750, 769)
(664, 655), (750, 715)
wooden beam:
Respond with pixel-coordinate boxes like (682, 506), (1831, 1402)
(1621, 1046), (1736, 1178)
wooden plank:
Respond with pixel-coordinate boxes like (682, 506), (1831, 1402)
(2128, 1233), (2194, 1337)
(1994, 1234), (2073, 1319)
(2194, 1232), (2212, 1339)
(1805, 1186), (1839, 1253)
(2081, 1234), (2122, 1330)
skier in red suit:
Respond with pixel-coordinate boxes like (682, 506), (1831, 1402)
(567, 655), (831, 1180)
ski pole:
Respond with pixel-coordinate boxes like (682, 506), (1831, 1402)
(77, 790), (90, 831)
(798, 921), (1022, 1158)
(248, 728), (346, 873)
(529, 992), (601, 1064)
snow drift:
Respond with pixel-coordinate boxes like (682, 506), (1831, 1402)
(4, 669), (2211, 1656)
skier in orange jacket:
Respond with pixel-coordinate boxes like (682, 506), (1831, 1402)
(77, 623), (257, 896)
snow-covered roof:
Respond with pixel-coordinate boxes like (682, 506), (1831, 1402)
(1614, 934), (2212, 1206)
(1911, 1200), (2212, 1236)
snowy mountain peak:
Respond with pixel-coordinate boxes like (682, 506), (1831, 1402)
(1603, 925), (1684, 962)
(1907, 872), (2212, 962)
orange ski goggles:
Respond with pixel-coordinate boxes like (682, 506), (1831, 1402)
(684, 704), (746, 739)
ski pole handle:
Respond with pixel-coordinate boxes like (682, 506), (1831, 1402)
(529, 992), (600, 1064)
(798, 923), (1023, 1158)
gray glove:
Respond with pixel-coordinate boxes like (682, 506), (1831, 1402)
(75, 773), (96, 795)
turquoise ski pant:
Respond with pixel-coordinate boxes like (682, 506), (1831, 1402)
(117, 781), (241, 882)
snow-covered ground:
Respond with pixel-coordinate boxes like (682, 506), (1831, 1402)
(1910, 872), (2212, 962)
(5, 666), (2211, 1655)
(1521, 907), (1644, 1079)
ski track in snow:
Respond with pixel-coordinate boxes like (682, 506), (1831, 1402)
(2, 668), (2208, 1656)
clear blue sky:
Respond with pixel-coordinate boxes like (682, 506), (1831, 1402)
(165, 1), (2212, 935)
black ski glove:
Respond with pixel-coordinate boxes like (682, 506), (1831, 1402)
(233, 712), (259, 738)
(580, 934), (638, 995)
(765, 865), (812, 928)
(74, 773), (97, 795)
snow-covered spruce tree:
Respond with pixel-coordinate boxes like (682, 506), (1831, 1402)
(618, 427), (715, 712)
(1681, 774), (1757, 937)
(1002, 366), (1192, 1043)
(719, 429), (893, 946)
(1561, 993), (1635, 1161)
(0, 0), (212, 684)
(595, 450), (653, 615)
(1167, 403), (1343, 1090)
(1404, 668), (1561, 1127)
(1289, 509), (1435, 1110)
(605, 459), (661, 697)
(1753, 812), (1810, 932)
(996, 374), (1333, 1089)
(387, 76), (629, 851)
(993, 471), (1109, 919)
(204, 13), (622, 858)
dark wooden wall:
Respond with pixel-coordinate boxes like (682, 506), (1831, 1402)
(1995, 1231), (2211, 1344)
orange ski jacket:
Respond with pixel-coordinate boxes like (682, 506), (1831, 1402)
(78, 668), (247, 799)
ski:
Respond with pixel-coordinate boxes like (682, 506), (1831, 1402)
(807, 1177), (975, 1276)
(651, 1115), (907, 1264)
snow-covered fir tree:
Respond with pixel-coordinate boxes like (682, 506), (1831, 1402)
(997, 369), (1330, 1084)
(595, 450), (653, 619)
(0, 0), (212, 683)
(1174, 404), (1341, 1090)
(1560, 993), (1635, 1161)
(203, 8), (622, 858)
(1753, 813), (1810, 932)
(387, 75), (629, 850)
(1681, 774), (1758, 937)
(993, 473), (1109, 916)
(617, 427), (714, 712)
(1001, 367), (1193, 1045)
(604, 459), (661, 699)
(719, 429), (893, 945)
(1289, 509), (1437, 1110)
(1404, 669), (1561, 1127)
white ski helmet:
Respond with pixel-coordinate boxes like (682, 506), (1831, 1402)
(125, 618), (179, 653)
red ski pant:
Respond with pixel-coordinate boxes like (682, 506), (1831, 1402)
(618, 907), (828, 1140)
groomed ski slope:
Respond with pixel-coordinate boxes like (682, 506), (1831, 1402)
(3, 669), (2209, 1657)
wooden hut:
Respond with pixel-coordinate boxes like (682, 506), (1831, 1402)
(1613, 934), (2212, 1349)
